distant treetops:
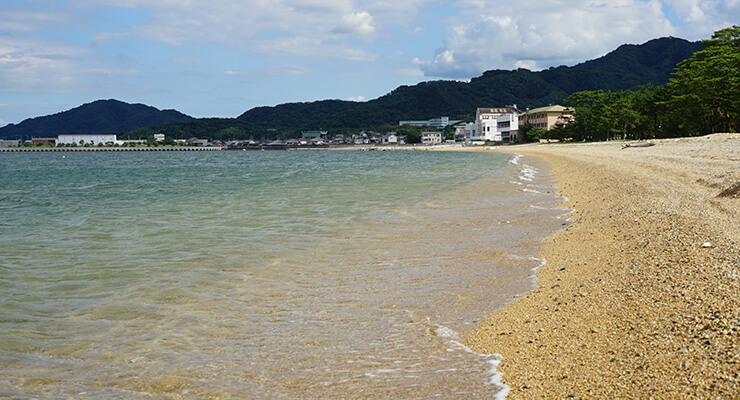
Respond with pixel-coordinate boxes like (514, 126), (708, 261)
(549, 26), (739, 142)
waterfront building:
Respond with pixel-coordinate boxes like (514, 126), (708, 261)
(382, 133), (399, 145)
(471, 106), (519, 144)
(399, 116), (461, 128)
(57, 134), (118, 146)
(31, 138), (57, 146)
(0, 139), (20, 147)
(186, 137), (209, 147)
(421, 131), (443, 145)
(496, 113), (519, 143)
(519, 105), (573, 130)
(352, 132), (370, 145)
(302, 130), (328, 140)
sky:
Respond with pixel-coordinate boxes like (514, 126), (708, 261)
(1, 0), (737, 126)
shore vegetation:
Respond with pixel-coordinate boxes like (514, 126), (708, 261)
(543, 26), (739, 142)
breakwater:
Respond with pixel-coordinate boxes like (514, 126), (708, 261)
(0, 146), (222, 152)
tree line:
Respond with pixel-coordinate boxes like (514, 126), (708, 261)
(524, 26), (739, 142)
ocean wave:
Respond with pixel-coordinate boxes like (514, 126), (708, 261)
(435, 324), (511, 399)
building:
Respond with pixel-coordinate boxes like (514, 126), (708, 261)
(186, 137), (209, 147)
(57, 134), (118, 146)
(0, 139), (20, 147)
(154, 133), (165, 142)
(496, 113), (519, 143)
(382, 132), (399, 144)
(352, 133), (370, 145)
(453, 123), (470, 142)
(421, 131), (442, 145)
(471, 106), (519, 143)
(399, 116), (461, 128)
(519, 105), (573, 130)
(331, 135), (347, 144)
(31, 138), (56, 146)
(301, 130), (328, 140)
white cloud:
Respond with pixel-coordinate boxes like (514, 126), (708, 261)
(0, 36), (88, 91)
(89, 0), (429, 60)
(93, 32), (129, 44)
(0, 10), (68, 32)
(224, 66), (312, 76)
(416, 0), (738, 78)
(333, 12), (376, 36)
(664, 0), (709, 22)
(172, 58), (204, 65)
(347, 95), (367, 101)
(396, 66), (425, 77)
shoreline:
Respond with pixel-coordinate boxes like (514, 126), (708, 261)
(0, 146), (221, 152)
(465, 134), (739, 398)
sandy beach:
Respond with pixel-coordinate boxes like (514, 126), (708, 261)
(463, 134), (740, 398)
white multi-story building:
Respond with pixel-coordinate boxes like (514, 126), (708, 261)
(421, 131), (442, 145)
(496, 113), (519, 143)
(469, 107), (519, 144)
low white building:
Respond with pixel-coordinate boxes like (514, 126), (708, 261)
(421, 131), (442, 145)
(57, 134), (119, 146)
(352, 133), (369, 144)
(382, 133), (398, 144)
(0, 139), (20, 147)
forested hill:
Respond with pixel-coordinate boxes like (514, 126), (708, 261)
(0, 99), (191, 139)
(235, 37), (702, 133)
(2, 36), (702, 141)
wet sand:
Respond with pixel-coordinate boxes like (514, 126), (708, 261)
(464, 135), (740, 398)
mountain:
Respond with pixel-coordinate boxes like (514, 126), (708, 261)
(234, 37), (702, 134)
(3, 36), (702, 141)
(0, 99), (192, 140)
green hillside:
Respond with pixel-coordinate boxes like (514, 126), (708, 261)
(0, 99), (191, 140)
(234, 37), (702, 136)
(1, 36), (702, 142)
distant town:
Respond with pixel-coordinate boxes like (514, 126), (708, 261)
(0, 105), (573, 150)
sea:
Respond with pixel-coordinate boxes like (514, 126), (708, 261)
(0, 149), (568, 399)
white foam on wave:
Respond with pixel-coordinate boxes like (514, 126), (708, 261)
(518, 166), (536, 182)
(434, 324), (459, 340)
(434, 324), (511, 399)
(486, 354), (510, 400)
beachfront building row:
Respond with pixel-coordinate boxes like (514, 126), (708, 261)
(10, 133), (204, 148)
(461, 105), (573, 144)
(57, 134), (119, 146)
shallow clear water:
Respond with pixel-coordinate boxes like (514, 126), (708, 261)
(0, 150), (567, 399)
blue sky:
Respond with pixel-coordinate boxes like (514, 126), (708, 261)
(1, 0), (737, 126)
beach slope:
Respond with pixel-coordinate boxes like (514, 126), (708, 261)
(465, 135), (740, 398)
